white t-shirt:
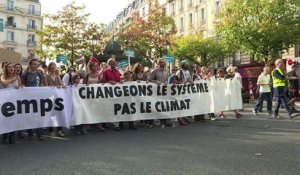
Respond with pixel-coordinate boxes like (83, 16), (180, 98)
(257, 73), (271, 93)
(176, 69), (192, 83)
(62, 72), (76, 86)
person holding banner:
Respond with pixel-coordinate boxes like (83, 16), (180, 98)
(14, 63), (23, 77)
(62, 66), (76, 86)
(102, 58), (137, 131)
(206, 69), (217, 121)
(21, 58), (45, 141)
(1, 62), (22, 144)
(193, 66), (216, 121)
(45, 62), (65, 137)
(176, 61), (193, 124)
(72, 73), (86, 135)
(193, 65), (206, 121)
(84, 60), (106, 132)
(216, 68), (226, 118)
(168, 67), (187, 126)
(149, 58), (173, 128)
(131, 62), (152, 128)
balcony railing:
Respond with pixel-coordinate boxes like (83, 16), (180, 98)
(5, 21), (16, 28)
(27, 24), (37, 30)
(27, 40), (37, 47)
(6, 7), (14, 11)
(25, 0), (40, 2)
(5, 6), (41, 16)
(27, 9), (41, 16)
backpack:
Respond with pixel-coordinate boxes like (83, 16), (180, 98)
(68, 72), (73, 85)
(179, 70), (184, 81)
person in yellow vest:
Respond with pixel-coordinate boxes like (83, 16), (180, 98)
(272, 59), (298, 118)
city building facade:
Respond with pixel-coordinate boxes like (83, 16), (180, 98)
(0, 0), (42, 63)
(108, 0), (299, 66)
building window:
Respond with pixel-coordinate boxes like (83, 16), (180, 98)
(27, 34), (36, 46)
(28, 19), (36, 29)
(180, 17), (184, 32)
(6, 16), (16, 27)
(28, 5), (35, 15)
(215, 1), (220, 10)
(179, 0), (184, 12)
(189, 13), (193, 25)
(189, 0), (193, 7)
(7, 47), (14, 51)
(28, 50), (35, 59)
(170, 3), (175, 16)
(142, 7), (145, 16)
(28, 34), (35, 42)
(7, 31), (14, 41)
(201, 8), (205, 20)
(7, 0), (14, 11)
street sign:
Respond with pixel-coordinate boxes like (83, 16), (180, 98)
(0, 18), (4, 32)
(163, 54), (174, 63)
(116, 60), (128, 68)
(124, 49), (135, 57)
(56, 54), (68, 64)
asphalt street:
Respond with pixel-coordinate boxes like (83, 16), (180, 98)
(1, 103), (300, 175)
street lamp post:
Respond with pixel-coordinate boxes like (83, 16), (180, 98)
(124, 40), (131, 68)
(91, 35), (97, 56)
(165, 40), (171, 72)
(158, 28), (172, 72)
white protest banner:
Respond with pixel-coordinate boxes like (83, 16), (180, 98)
(0, 80), (242, 134)
(72, 80), (242, 125)
(0, 87), (73, 134)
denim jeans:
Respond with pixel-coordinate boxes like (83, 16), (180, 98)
(273, 95), (291, 115)
(254, 92), (272, 113)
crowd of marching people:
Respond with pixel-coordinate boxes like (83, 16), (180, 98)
(0, 56), (299, 145)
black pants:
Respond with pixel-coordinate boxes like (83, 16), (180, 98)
(1, 132), (15, 143)
(145, 120), (153, 125)
(160, 119), (168, 125)
(27, 128), (43, 138)
(48, 127), (62, 132)
(119, 121), (135, 128)
(194, 114), (205, 121)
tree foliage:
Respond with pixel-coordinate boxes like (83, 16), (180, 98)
(36, 2), (108, 65)
(170, 35), (231, 66)
(117, 2), (177, 61)
(216, 0), (300, 63)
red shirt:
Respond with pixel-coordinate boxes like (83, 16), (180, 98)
(102, 67), (121, 83)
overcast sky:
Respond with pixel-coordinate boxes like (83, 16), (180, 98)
(40, 0), (133, 24)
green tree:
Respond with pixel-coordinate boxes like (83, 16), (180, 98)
(36, 2), (107, 65)
(117, 2), (177, 61)
(216, 0), (300, 63)
(170, 35), (231, 66)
